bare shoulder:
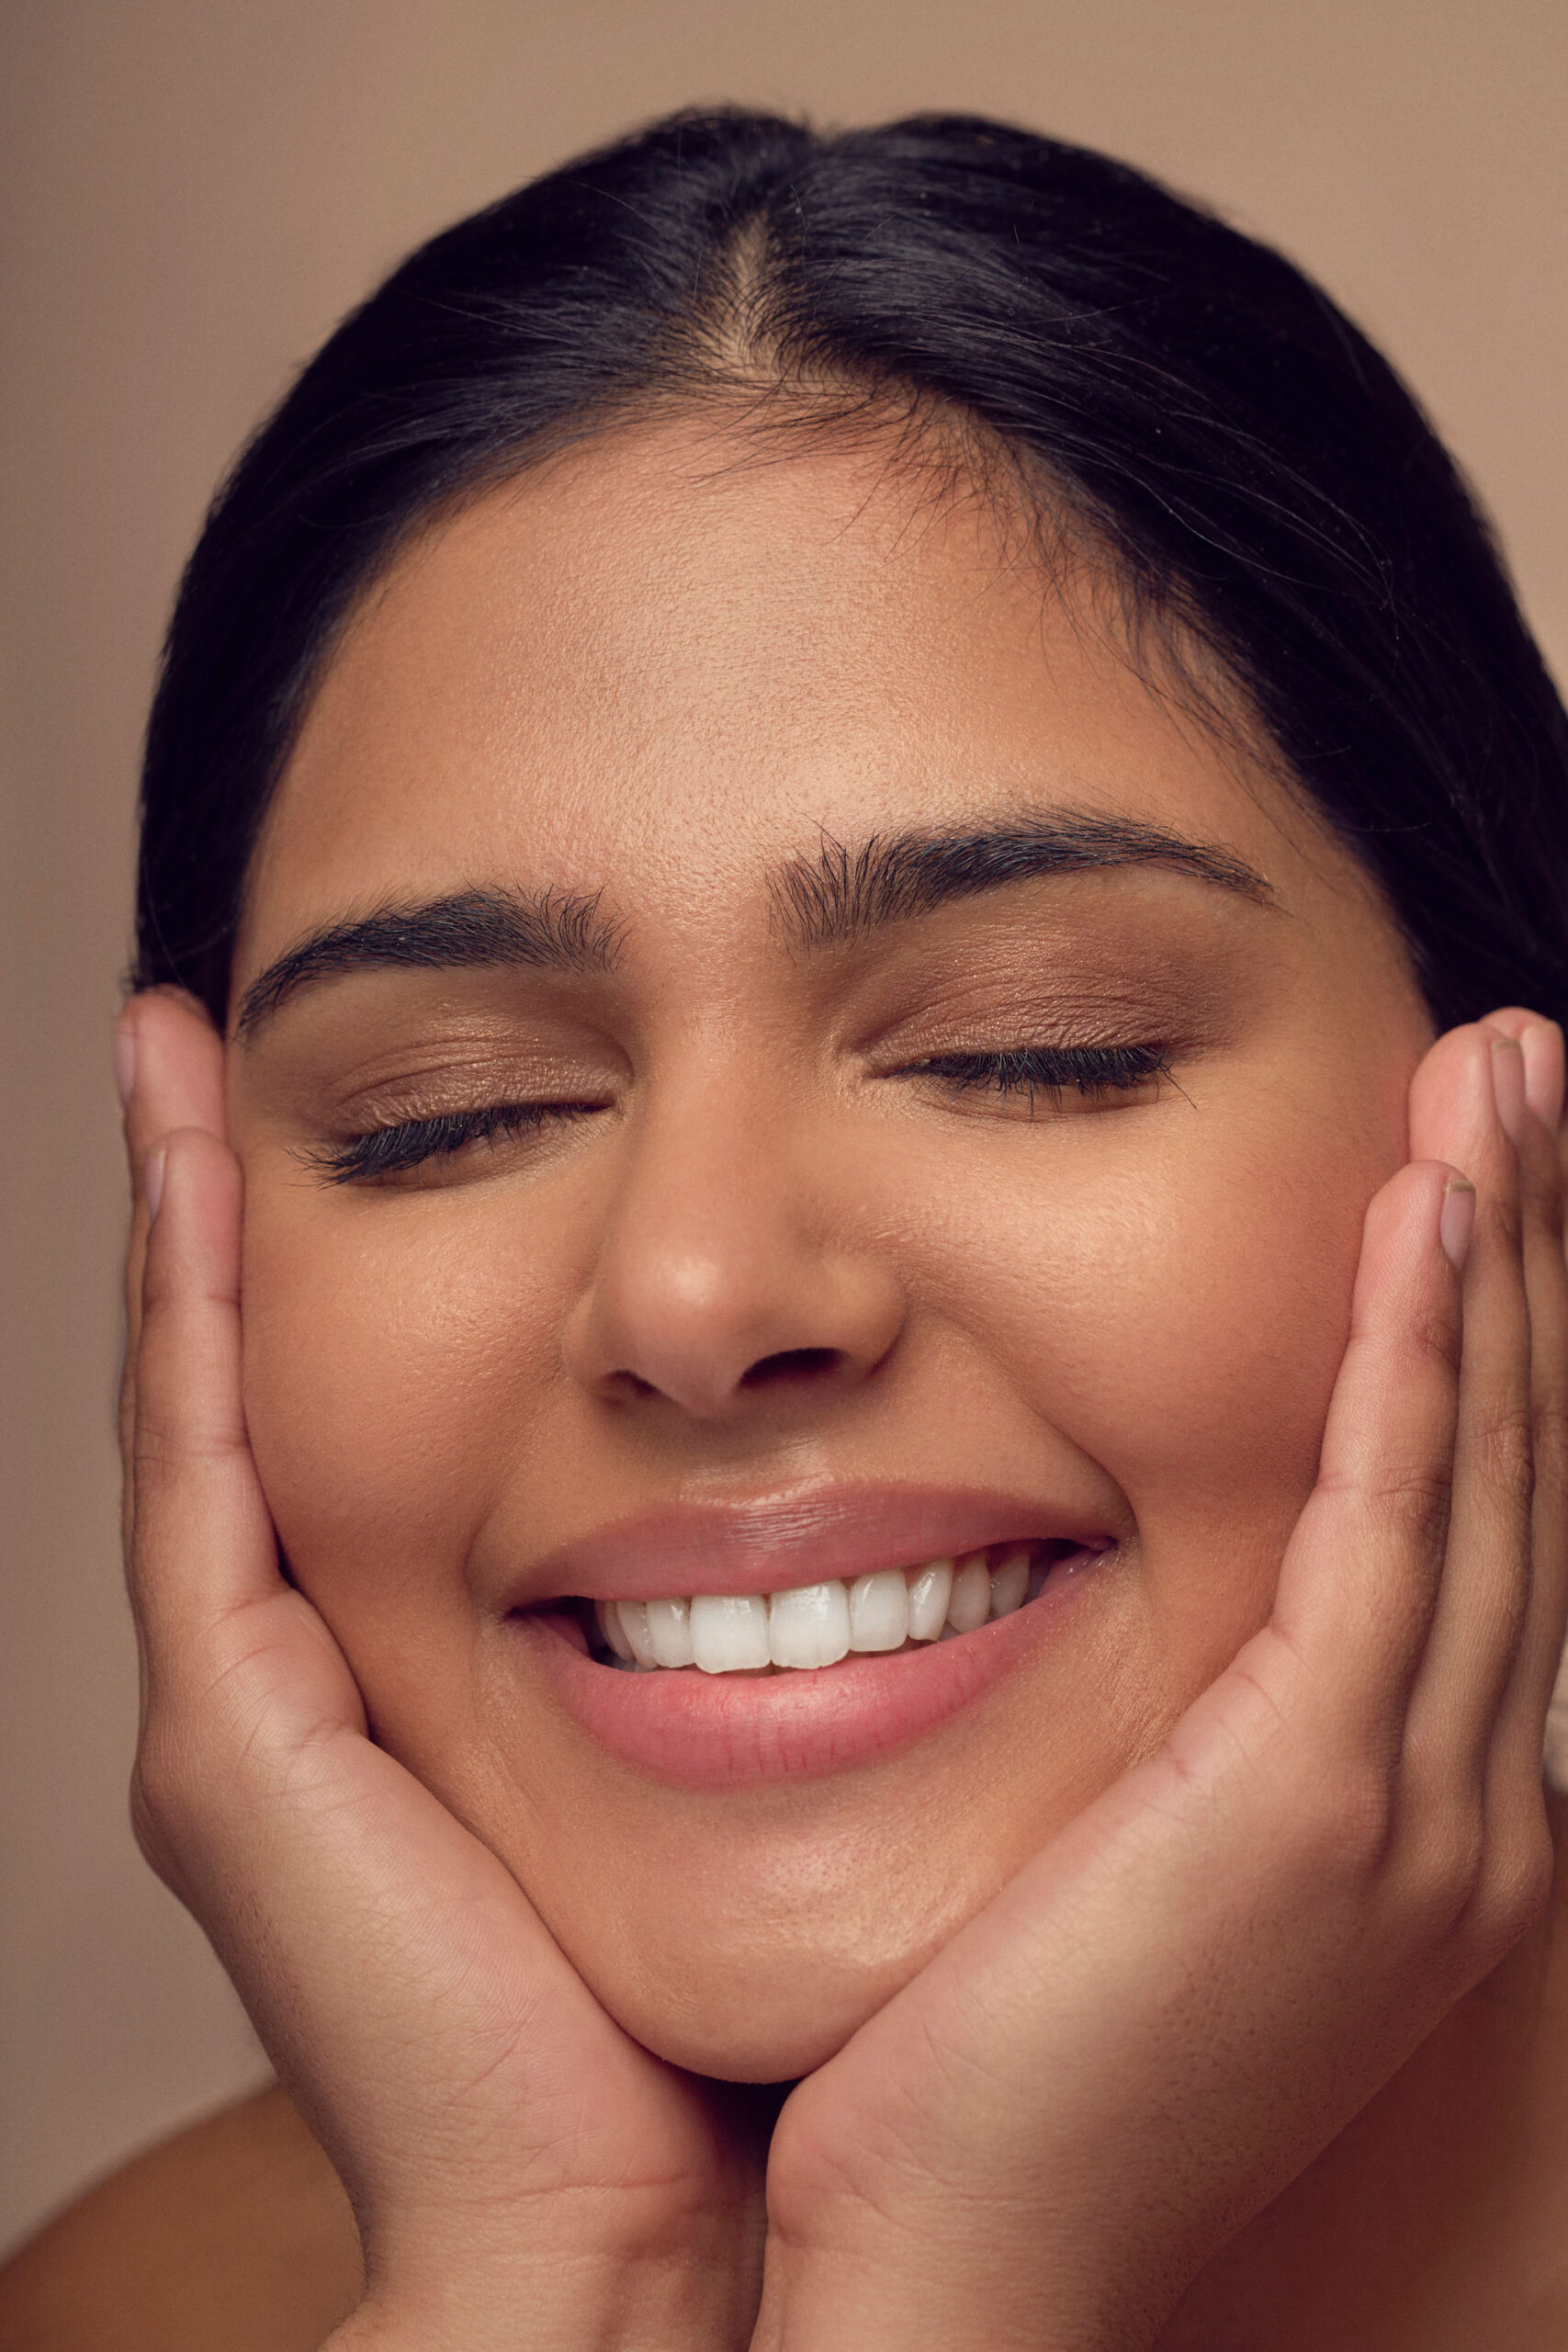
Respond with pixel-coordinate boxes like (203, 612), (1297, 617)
(0, 2086), (362, 2352)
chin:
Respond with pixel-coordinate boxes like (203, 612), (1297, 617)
(519, 1815), (997, 2083)
(575, 1926), (931, 2082)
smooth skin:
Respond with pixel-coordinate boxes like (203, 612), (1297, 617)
(7, 418), (1568, 2348)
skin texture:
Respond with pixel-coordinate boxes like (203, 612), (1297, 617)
(6, 414), (1565, 2352)
(229, 421), (1432, 2078)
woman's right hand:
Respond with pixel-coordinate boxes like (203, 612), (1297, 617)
(118, 987), (763, 2352)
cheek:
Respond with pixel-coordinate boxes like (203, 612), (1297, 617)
(240, 1181), (553, 1640)
(920, 1092), (1393, 1650)
(1064, 1148), (1352, 1502)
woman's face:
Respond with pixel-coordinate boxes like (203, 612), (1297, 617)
(229, 419), (1432, 2078)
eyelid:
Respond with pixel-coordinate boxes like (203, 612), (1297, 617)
(840, 945), (1234, 1069)
(301, 1036), (1176, 1186)
(327, 1040), (624, 1125)
(304, 1094), (608, 1185)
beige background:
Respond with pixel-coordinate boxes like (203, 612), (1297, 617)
(4, 0), (1565, 2258)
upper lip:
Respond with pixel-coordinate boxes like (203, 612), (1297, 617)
(512, 1482), (1116, 1607)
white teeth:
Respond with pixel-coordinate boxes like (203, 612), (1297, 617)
(848, 1567), (909, 1652)
(596, 1599), (636, 1661)
(593, 1542), (1065, 1669)
(945, 1555), (992, 1634)
(690, 1591), (772, 1674)
(768, 1580), (852, 1669)
(989, 1550), (1030, 1620)
(906, 1557), (953, 1642)
(645, 1594), (695, 1668)
(616, 1600), (659, 1666)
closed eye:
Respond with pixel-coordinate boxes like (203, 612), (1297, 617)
(305, 1097), (607, 1185)
(305, 1042), (1171, 1184)
(894, 1042), (1174, 1107)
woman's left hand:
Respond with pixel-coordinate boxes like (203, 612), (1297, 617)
(751, 1012), (1568, 2352)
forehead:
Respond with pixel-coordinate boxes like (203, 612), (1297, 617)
(237, 416), (1356, 980)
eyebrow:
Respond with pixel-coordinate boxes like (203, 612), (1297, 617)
(770, 814), (1277, 951)
(234, 887), (621, 1038)
(234, 812), (1276, 1038)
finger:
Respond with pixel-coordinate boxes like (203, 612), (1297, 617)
(1473, 1005), (1565, 1133)
(129, 1125), (281, 1655)
(1472, 1003), (1567, 1261)
(1480, 1018), (1568, 1794)
(1404, 1028), (1533, 1792)
(119, 987), (227, 1192)
(119, 988), (227, 1298)
(1269, 1156), (1463, 1728)
(118, 989), (228, 1515)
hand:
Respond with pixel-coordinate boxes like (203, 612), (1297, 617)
(754, 1012), (1568, 2352)
(118, 989), (764, 2352)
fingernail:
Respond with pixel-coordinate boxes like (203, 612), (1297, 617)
(1490, 1035), (1527, 1145)
(1440, 1178), (1476, 1272)
(114, 1019), (137, 1110)
(1519, 1019), (1565, 1132)
(144, 1146), (167, 1222)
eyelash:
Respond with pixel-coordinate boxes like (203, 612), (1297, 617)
(310, 1099), (604, 1185)
(311, 1043), (1170, 1185)
(900, 1041), (1172, 1105)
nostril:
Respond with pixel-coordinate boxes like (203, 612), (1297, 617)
(739, 1346), (842, 1390)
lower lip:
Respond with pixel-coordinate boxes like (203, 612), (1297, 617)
(515, 1556), (1105, 1786)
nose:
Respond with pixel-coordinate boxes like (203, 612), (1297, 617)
(561, 1091), (905, 1421)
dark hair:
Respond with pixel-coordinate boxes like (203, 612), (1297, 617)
(136, 107), (1568, 1032)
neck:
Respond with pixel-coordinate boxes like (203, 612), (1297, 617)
(1157, 1790), (1568, 2351)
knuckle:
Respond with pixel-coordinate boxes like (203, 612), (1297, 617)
(130, 1719), (190, 1821)
(130, 1408), (181, 1476)
(1408, 1804), (1489, 1931)
(1399, 1792), (1553, 1962)
(1533, 1393), (1568, 1494)
(129, 1743), (189, 1880)
(1484, 1189), (1524, 1262)
(1407, 1296), (1463, 1378)
(1292, 1759), (1398, 1886)
(1469, 1400), (1535, 1500)
(1471, 1815), (1555, 1958)
(130, 1422), (205, 1491)
(131, 1404), (243, 1484)
(1356, 1461), (1455, 1555)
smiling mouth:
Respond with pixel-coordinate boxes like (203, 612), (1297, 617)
(567, 1539), (1104, 1674)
